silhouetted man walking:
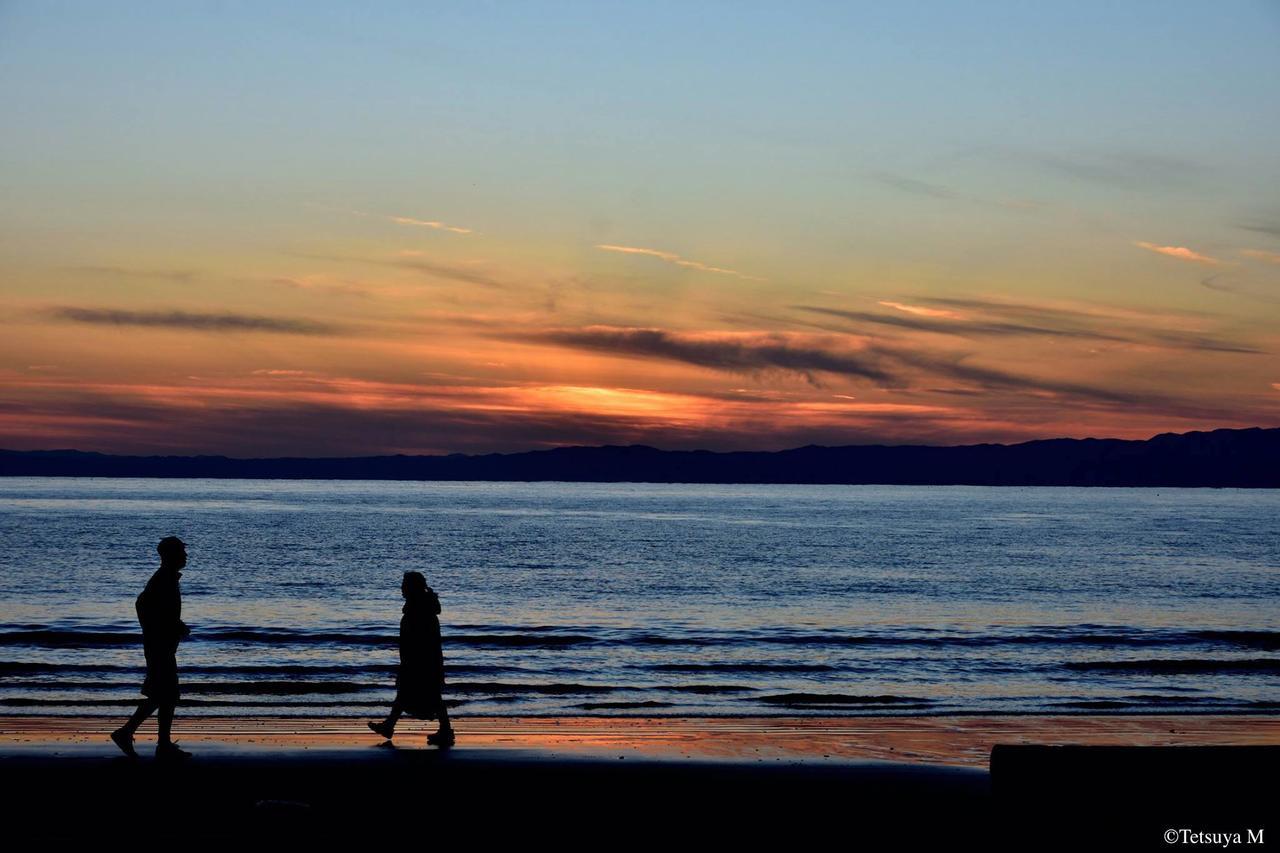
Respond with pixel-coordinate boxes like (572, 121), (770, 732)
(111, 536), (192, 759)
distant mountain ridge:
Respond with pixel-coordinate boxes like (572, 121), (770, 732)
(2, 427), (1278, 487)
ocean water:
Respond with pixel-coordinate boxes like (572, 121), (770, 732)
(0, 478), (1277, 717)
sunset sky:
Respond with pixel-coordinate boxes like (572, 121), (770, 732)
(2, 2), (1279, 455)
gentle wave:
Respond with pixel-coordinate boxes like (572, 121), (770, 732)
(448, 681), (618, 695)
(1053, 699), (1280, 711)
(0, 662), (141, 674)
(647, 663), (837, 673)
(0, 661), (557, 677)
(0, 630), (138, 647)
(3, 625), (1278, 649)
(1, 680), (377, 695)
(1064, 658), (1280, 674)
(759, 693), (932, 706)
(2, 622), (1276, 716)
(1190, 631), (1280, 651)
(0, 697), (396, 708)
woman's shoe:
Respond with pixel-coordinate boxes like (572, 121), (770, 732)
(427, 729), (455, 747)
(368, 720), (395, 740)
(155, 741), (192, 761)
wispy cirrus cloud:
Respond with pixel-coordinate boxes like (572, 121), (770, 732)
(1134, 241), (1222, 265)
(885, 348), (1221, 415)
(1200, 275), (1280, 305)
(796, 301), (1261, 355)
(73, 266), (199, 283)
(871, 173), (1034, 211)
(392, 255), (506, 288)
(387, 215), (473, 234)
(595, 244), (764, 281)
(913, 296), (1182, 323)
(1241, 249), (1280, 265)
(291, 251), (507, 289)
(1238, 221), (1280, 239)
(44, 307), (345, 336)
(795, 304), (1126, 343)
(977, 147), (1206, 190)
(872, 173), (962, 201)
(347, 207), (473, 234)
(272, 277), (375, 298)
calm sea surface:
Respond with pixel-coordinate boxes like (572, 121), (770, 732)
(0, 478), (1277, 716)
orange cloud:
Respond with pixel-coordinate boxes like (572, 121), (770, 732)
(1134, 241), (1221, 265)
(596, 244), (764, 281)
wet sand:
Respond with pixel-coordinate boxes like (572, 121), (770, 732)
(2, 714), (1276, 765)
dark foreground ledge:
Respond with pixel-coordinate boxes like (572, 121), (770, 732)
(1, 743), (1274, 847)
(0, 743), (987, 844)
(992, 745), (1275, 849)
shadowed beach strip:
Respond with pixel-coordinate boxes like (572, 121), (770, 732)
(0, 716), (1274, 844)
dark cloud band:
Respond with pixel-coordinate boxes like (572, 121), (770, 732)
(527, 327), (896, 385)
(46, 307), (343, 336)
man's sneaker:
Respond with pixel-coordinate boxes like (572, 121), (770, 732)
(110, 728), (137, 758)
(155, 741), (192, 761)
(368, 720), (395, 740)
(427, 729), (456, 747)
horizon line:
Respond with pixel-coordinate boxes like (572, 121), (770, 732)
(2, 425), (1273, 462)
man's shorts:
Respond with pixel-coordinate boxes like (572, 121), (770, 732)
(141, 644), (179, 703)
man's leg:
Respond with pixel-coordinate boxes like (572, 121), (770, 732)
(121, 699), (159, 737)
(153, 699), (191, 758)
(157, 701), (175, 746)
(111, 698), (157, 756)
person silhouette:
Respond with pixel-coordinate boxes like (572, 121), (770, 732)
(369, 571), (455, 746)
(111, 536), (192, 759)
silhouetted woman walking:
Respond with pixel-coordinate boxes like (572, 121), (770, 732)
(369, 571), (455, 746)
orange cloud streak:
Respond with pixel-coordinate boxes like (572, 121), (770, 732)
(878, 301), (961, 319)
(1134, 241), (1221, 265)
